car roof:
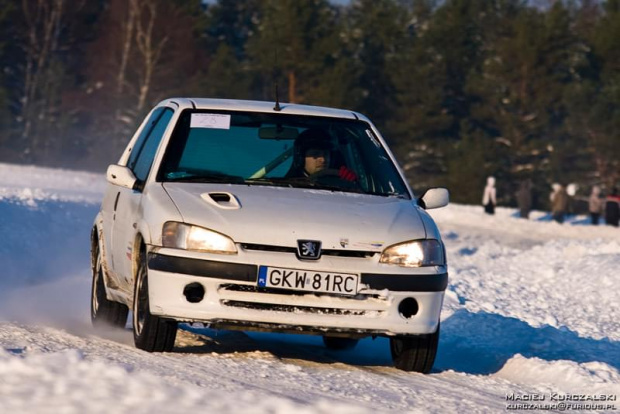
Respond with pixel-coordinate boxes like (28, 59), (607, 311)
(159, 98), (363, 120)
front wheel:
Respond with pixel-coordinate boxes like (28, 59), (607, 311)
(91, 241), (128, 328)
(390, 323), (440, 373)
(133, 251), (177, 352)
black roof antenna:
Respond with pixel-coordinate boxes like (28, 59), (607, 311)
(273, 24), (282, 112)
(274, 83), (281, 111)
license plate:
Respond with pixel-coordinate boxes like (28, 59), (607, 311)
(257, 266), (359, 296)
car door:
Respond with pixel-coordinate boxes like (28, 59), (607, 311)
(111, 107), (174, 290)
(100, 108), (164, 288)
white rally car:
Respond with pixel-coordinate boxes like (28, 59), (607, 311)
(91, 98), (449, 373)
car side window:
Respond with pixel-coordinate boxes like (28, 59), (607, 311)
(131, 108), (174, 183)
(127, 108), (164, 171)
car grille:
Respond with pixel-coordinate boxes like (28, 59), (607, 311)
(218, 284), (388, 316)
(240, 243), (376, 258)
(221, 301), (372, 316)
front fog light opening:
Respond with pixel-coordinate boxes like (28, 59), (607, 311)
(398, 298), (419, 319)
(183, 283), (205, 303)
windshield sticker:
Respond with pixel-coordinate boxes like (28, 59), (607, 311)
(190, 113), (231, 129)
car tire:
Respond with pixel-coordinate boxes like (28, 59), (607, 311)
(132, 250), (177, 352)
(390, 323), (440, 373)
(322, 336), (359, 350)
(91, 242), (129, 328)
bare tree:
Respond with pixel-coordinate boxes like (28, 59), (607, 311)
(77, 0), (206, 166)
(17, 0), (89, 162)
(132, 0), (168, 112)
(20, 0), (65, 143)
(117, 1), (136, 95)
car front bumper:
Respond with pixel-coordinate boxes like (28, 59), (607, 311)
(146, 248), (447, 336)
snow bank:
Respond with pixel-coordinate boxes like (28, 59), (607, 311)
(0, 347), (372, 414)
(430, 203), (620, 242)
(497, 354), (620, 397)
(0, 163), (105, 205)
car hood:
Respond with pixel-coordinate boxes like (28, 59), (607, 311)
(162, 183), (427, 251)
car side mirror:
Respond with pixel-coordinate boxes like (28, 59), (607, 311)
(107, 164), (137, 190)
(418, 187), (449, 210)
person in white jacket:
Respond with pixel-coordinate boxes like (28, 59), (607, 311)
(588, 185), (604, 225)
(482, 176), (497, 215)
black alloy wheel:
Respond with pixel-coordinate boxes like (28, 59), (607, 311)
(91, 241), (129, 328)
(132, 250), (177, 352)
(390, 323), (440, 373)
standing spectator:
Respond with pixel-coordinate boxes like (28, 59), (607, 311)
(516, 179), (532, 219)
(588, 185), (604, 225)
(549, 183), (559, 205)
(605, 187), (620, 227)
(551, 183), (569, 224)
(566, 183), (578, 217)
(482, 176), (497, 215)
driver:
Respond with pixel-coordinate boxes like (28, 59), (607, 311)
(287, 128), (357, 181)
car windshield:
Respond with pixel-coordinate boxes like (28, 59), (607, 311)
(157, 110), (410, 198)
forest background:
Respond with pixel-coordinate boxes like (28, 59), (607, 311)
(0, 0), (618, 207)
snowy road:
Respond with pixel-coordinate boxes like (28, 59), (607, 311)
(0, 163), (618, 413)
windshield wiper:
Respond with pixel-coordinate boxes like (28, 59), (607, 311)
(244, 177), (316, 189)
(364, 190), (408, 198)
(165, 173), (245, 184)
(243, 178), (285, 186)
(250, 177), (366, 193)
(244, 177), (407, 197)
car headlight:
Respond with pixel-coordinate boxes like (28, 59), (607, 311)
(162, 222), (237, 254)
(379, 239), (444, 267)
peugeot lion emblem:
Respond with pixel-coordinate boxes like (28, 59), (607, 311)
(297, 240), (322, 260)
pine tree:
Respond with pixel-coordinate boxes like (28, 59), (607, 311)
(203, 0), (262, 60)
(572, 0), (620, 189)
(247, 0), (344, 105)
(199, 0), (264, 100)
(465, 1), (587, 202)
(389, 0), (493, 198)
(201, 43), (251, 99)
(344, 0), (411, 127)
(0, 1), (15, 144)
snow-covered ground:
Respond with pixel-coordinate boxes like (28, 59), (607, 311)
(0, 162), (618, 413)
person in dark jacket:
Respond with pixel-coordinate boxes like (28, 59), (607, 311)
(605, 187), (620, 227)
(516, 179), (532, 219)
(286, 128), (357, 181)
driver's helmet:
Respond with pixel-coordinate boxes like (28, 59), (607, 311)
(288, 128), (333, 176)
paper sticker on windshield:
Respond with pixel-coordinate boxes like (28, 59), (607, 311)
(190, 113), (231, 129)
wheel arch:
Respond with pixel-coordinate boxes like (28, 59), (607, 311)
(91, 220), (114, 302)
(130, 215), (154, 285)
(90, 225), (99, 275)
(131, 232), (148, 289)
(91, 213), (104, 273)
